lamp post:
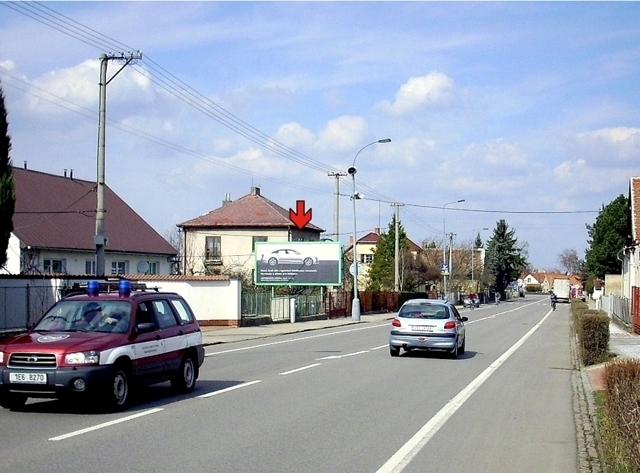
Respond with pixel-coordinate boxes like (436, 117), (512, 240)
(348, 138), (391, 321)
(442, 199), (465, 299)
(471, 227), (489, 291)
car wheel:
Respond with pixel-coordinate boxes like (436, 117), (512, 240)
(171, 354), (198, 393)
(459, 335), (466, 355)
(390, 346), (400, 357)
(268, 257), (278, 266)
(0, 393), (27, 410)
(449, 338), (459, 359)
(303, 257), (314, 266)
(105, 364), (131, 411)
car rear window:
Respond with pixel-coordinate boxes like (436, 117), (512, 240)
(399, 305), (449, 319)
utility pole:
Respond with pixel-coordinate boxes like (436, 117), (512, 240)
(95, 51), (142, 276)
(448, 232), (456, 294)
(328, 172), (346, 242)
(391, 203), (404, 292)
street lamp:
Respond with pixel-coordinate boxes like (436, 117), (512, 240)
(471, 227), (489, 291)
(348, 138), (391, 322)
(442, 199), (465, 299)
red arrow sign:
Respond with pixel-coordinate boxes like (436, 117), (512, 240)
(289, 200), (312, 230)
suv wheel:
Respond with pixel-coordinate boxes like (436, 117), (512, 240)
(171, 354), (197, 393)
(0, 393), (27, 410)
(106, 364), (131, 411)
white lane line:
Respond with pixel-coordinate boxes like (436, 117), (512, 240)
(198, 379), (262, 398)
(316, 350), (369, 360)
(376, 309), (554, 473)
(465, 299), (542, 324)
(279, 363), (322, 375)
(205, 323), (387, 357)
(371, 344), (388, 350)
(49, 408), (164, 441)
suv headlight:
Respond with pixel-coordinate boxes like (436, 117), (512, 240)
(64, 351), (100, 365)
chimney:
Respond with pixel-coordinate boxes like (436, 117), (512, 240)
(349, 236), (354, 246)
(64, 169), (67, 177)
(23, 161), (27, 169)
(374, 227), (380, 235)
(251, 186), (261, 196)
(222, 193), (232, 206)
(70, 169), (73, 179)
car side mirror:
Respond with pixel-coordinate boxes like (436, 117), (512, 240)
(135, 322), (156, 334)
(461, 317), (469, 322)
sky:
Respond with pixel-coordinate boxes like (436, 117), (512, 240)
(1, 1), (639, 271)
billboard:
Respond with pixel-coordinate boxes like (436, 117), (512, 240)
(254, 241), (342, 286)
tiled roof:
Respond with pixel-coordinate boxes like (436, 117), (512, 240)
(346, 231), (422, 252)
(631, 176), (640, 242)
(12, 167), (177, 256)
(178, 189), (324, 232)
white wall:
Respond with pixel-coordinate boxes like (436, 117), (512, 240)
(3, 236), (174, 275)
(183, 228), (291, 275)
(135, 278), (241, 326)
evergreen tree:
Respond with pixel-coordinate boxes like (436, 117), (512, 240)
(0, 82), (15, 269)
(474, 233), (483, 249)
(584, 194), (630, 279)
(484, 220), (528, 295)
(366, 214), (408, 291)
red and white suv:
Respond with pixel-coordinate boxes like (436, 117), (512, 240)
(0, 280), (205, 411)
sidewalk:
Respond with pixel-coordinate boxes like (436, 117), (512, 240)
(199, 313), (394, 346)
(609, 320), (640, 359)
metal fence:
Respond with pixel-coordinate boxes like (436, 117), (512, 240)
(602, 293), (631, 326)
(0, 284), (58, 333)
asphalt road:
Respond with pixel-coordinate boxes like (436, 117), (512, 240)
(0, 295), (577, 473)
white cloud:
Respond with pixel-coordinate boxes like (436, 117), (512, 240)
(572, 127), (640, 164)
(273, 122), (316, 148)
(377, 71), (456, 116)
(0, 59), (15, 71)
(317, 115), (367, 151)
(462, 138), (528, 167)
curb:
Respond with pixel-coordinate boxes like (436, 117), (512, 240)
(570, 330), (603, 472)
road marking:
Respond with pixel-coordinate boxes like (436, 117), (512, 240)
(316, 350), (369, 360)
(371, 344), (388, 350)
(205, 323), (386, 356)
(279, 363), (321, 375)
(198, 379), (262, 398)
(49, 408), (164, 441)
(376, 309), (554, 473)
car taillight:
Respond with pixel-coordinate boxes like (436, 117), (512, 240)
(392, 319), (402, 327)
(444, 321), (456, 329)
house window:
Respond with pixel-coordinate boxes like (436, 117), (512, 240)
(252, 236), (268, 251)
(85, 260), (96, 275)
(44, 259), (65, 273)
(205, 236), (221, 261)
(148, 262), (158, 275)
(111, 261), (127, 275)
(361, 254), (373, 264)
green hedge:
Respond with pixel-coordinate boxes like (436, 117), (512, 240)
(571, 303), (609, 366)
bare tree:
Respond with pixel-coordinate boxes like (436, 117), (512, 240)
(558, 249), (583, 274)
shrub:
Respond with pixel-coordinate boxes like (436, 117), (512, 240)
(573, 309), (609, 366)
(603, 359), (640, 472)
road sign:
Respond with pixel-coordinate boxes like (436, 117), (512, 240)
(349, 262), (361, 277)
(440, 263), (449, 276)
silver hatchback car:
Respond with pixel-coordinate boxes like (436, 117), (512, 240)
(389, 299), (468, 358)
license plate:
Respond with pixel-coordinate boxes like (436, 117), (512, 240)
(411, 325), (434, 332)
(9, 372), (47, 384)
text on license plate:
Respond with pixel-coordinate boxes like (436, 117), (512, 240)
(9, 372), (47, 384)
(411, 325), (434, 332)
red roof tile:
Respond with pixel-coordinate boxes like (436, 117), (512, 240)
(12, 167), (176, 256)
(178, 189), (324, 232)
